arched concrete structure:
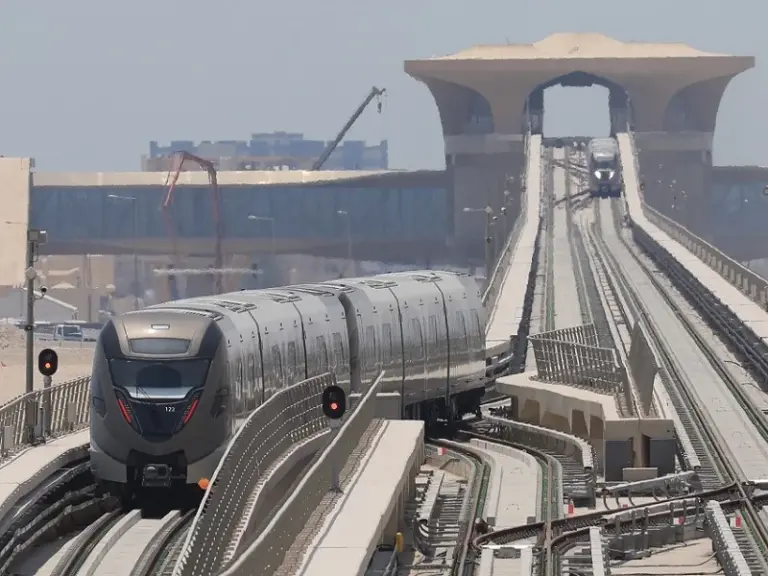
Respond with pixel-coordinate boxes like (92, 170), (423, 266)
(406, 32), (752, 137)
(405, 33), (754, 249)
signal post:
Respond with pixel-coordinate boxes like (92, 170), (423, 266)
(321, 384), (346, 493)
(36, 348), (58, 439)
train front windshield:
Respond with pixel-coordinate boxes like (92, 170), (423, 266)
(109, 359), (210, 399)
(109, 358), (211, 439)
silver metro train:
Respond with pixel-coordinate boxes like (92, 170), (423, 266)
(587, 137), (622, 198)
(89, 270), (489, 503)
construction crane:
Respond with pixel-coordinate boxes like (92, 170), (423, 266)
(163, 151), (225, 294)
(311, 86), (386, 171)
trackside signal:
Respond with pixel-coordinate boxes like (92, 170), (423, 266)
(38, 348), (58, 377)
(322, 385), (346, 419)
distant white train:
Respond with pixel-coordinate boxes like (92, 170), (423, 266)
(587, 138), (623, 198)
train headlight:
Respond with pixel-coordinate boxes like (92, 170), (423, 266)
(608, 170), (615, 179)
(593, 170), (601, 179)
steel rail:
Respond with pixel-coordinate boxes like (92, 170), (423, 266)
(605, 198), (768, 571)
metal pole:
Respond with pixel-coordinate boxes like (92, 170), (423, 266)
(133, 199), (139, 311)
(43, 374), (52, 434)
(329, 419), (343, 493)
(25, 235), (34, 395)
(484, 212), (492, 283)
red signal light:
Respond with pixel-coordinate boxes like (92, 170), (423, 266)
(37, 349), (59, 376)
(321, 385), (346, 420)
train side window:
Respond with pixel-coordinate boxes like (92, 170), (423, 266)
(316, 336), (329, 372)
(271, 345), (283, 385)
(332, 332), (345, 367)
(382, 323), (393, 364)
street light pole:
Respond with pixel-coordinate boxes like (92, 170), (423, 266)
(337, 210), (353, 276)
(108, 195), (139, 310)
(24, 229), (47, 394)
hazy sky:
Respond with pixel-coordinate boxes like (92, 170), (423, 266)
(1, 0), (766, 171)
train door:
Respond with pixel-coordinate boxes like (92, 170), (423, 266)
(285, 339), (299, 384)
(245, 338), (261, 413)
(432, 300), (449, 400)
(453, 310), (467, 381)
(381, 319), (395, 393)
(386, 306), (404, 397)
(259, 323), (284, 402)
(363, 324), (379, 389)
(315, 335), (330, 375)
(470, 309), (485, 368)
(331, 331), (350, 393)
(425, 310), (441, 401)
(409, 316), (427, 404)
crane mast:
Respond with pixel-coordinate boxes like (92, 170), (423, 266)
(311, 86), (386, 171)
(162, 151), (224, 294)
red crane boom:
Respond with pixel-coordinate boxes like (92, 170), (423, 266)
(162, 151), (224, 294)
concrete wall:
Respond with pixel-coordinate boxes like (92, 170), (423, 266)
(450, 149), (526, 260)
(0, 158), (32, 288)
(635, 148), (711, 242)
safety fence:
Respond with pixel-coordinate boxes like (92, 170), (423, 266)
(485, 413), (597, 504)
(482, 130), (532, 311)
(705, 501), (751, 576)
(0, 375), (91, 458)
(625, 131), (768, 310)
(529, 324), (626, 394)
(174, 372), (337, 576)
(218, 372), (383, 576)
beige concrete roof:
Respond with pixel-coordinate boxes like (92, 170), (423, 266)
(424, 32), (739, 61)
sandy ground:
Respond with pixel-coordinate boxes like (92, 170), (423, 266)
(0, 326), (94, 404)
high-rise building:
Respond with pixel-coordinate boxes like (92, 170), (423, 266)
(142, 131), (388, 172)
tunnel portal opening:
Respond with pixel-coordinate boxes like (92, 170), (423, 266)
(524, 71), (634, 137)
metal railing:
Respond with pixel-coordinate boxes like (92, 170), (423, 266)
(625, 130), (768, 311)
(0, 375), (91, 457)
(482, 130), (532, 310)
(705, 500), (751, 576)
(218, 372), (384, 576)
(174, 372), (336, 576)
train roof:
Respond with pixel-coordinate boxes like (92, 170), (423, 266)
(118, 308), (217, 328)
(587, 138), (619, 153)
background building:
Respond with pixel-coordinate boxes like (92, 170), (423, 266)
(142, 131), (388, 171)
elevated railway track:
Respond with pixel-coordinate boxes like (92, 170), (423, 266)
(4, 133), (768, 575)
